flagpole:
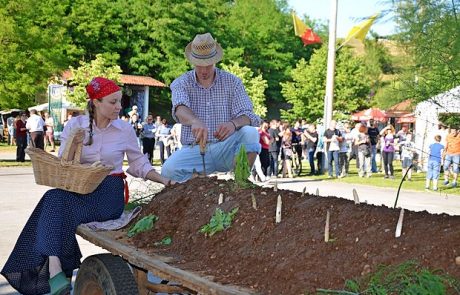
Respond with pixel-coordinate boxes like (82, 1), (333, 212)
(324, 0), (338, 128)
(322, 0), (338, 173)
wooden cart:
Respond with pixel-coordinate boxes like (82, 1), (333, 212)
(76, 226), (255, 295)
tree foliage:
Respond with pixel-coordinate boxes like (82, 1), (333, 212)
(0, 0), (73, 109)
(221, 62), (268, 118)
(391, 0), (460, 102)
(281, 46), (370, 122)
(66, 54), (122, 108)
(1, 0), (389, 119)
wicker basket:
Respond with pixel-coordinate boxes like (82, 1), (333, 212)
(26, 128), (113, 194)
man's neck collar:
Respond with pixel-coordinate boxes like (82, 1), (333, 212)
(194, 68), (217, 88)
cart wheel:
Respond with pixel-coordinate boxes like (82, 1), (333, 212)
(74, 254), (139, 295)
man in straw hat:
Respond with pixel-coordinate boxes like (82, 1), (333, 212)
(162, 32), (261, 182)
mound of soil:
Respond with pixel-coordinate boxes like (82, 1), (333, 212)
(125, 177), (460, 294)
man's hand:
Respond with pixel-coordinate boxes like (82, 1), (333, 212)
(191, 120), (208, 145)
(214, 121), (236, 141)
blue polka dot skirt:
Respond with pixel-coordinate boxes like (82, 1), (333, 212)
(1, 175), (124, 295)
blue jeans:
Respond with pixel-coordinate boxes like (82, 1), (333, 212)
(327, 150), (340, 177)
(268, 151), (279, 177)
(161, 126), (261, 182)
(308, 148), (316, 174)
(370, 144), (378, 172)
(427, 160), (441, 180)
(444, 154), (460, 173)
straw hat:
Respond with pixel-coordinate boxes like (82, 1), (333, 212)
(185, 33), (223, 66)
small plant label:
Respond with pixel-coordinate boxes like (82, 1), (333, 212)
(302, 186), (306, 197)
(395, 208), (405, 238)
(352, 188), (359, 204)
(325, 210), (330, 242)
(251, 193), (257, 210)
(218, 193), (224, 205)
(275, 195), (282, 223)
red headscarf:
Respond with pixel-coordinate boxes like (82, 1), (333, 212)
(86, 77), (121, 100)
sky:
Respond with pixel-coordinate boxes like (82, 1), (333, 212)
(288, 0), (397, 38)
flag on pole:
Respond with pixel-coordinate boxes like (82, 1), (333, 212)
(342, 13), (378, 47)
(292, 12), (322, 46)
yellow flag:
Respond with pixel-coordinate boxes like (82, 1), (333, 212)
(292, 12), (309, 37)
(342, 13), (378, 46)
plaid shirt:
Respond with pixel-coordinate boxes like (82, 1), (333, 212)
(171, 68), (260, 145)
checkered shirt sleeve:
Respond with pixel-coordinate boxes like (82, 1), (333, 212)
(171, 68), (261, 145)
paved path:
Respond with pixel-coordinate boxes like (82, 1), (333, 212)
(0, 152), (459, 294)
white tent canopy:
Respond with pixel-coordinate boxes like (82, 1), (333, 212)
(414, 85), (460, 170)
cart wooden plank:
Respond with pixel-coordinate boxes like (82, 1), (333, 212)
(76, 226), (256, 295)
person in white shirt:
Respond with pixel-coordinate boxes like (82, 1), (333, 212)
(26, 109), (45, 150)
(170, 122), (182, 151)
(323, 120), (343, 178)
(44, 112), (56, 152)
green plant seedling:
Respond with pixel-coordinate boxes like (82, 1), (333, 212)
(154, 236), (172, 246)
(234, 145), (253, 189)
(127, 214), (158, 237)
(200, 207), (239, 237)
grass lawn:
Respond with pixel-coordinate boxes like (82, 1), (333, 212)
(296, 158), (460, 196)
(0, 141), (17, 153)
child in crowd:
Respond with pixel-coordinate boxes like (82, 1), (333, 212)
(426, 135), (444, 190)
(400, 132), (415, 181)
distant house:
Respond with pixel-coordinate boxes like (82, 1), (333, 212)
(61, 70), (166, 122)
(414, 86), (460, 170)
(32, 71), (166, 140)
(385, 99), (414, 130)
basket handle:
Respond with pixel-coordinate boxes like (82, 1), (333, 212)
(61, 128), (85, 164)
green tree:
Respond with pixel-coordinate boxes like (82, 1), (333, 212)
(66, 54), (122, 108)
(281, 46), (370, 122)
(223, 0), (318, 103)
(0, 0), (73, 109)
(221, 62), (268, 118)
(391, 0), (460, 102)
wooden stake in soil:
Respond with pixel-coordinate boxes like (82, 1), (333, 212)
(352, 188), (359, 204)
(251, 193), (257, 210)
(275, 195), (282, 223)
(273, 180), (278, 192)
(218, 193), (224, 205)
(324, 210), (330, 242)
(301, 186), (306, 197)
(395, 208), (404, 238)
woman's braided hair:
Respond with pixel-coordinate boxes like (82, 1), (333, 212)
(85, 100), (96, 146)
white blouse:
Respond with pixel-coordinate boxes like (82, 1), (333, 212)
(58, 115), (153, 178)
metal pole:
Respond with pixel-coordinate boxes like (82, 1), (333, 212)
(324, 0), (338, 127)
(143, 86), (149, 121)
(322, 0), (338, 172)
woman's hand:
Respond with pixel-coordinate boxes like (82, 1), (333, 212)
(146, 170), (176, 186)
(163, 179), (176, 186)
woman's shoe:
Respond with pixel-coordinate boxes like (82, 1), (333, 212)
(49, 272), (71, 295)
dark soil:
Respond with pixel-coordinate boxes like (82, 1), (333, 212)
(123, 177), (460, 294)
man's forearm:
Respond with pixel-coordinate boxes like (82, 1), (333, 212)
(175, 105), (199, 125)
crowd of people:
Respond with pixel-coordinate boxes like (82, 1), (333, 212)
(8, 107), (182, 166)
(248, 118), (460, 190)
(123, 111), (182, 165)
